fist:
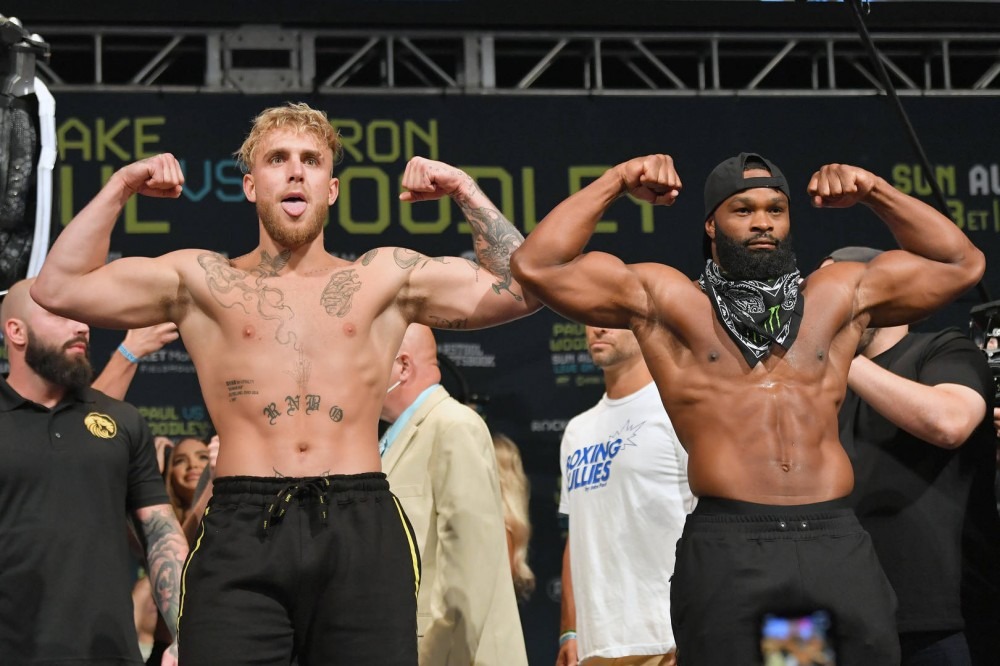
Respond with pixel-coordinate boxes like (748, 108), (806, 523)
(399, 157), (470, 203)
(119, 154), (184, 199)
(807, 163), (877, 209)
(616, 154), (682, 206)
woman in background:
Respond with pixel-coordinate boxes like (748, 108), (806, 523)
(492, 433), (536, 601)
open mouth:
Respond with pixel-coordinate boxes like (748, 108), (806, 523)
(281, 195), (307, 217)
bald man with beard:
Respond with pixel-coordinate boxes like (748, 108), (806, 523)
(380, 324), (527, 666)
(0, 279), (187, 666)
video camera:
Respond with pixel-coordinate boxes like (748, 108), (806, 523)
(969, 299), (1000, 402)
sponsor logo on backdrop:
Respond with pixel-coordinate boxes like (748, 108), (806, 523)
(438, 341), (496, 368)
(892, 162), (1000, 233)
(549, 321), (602, 388)
(56, 114), (658, 239)
(138, 347), (197, 375)
(138, 404), (213, 439)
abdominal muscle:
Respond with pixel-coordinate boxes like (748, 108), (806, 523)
(194, 356), (388, 479)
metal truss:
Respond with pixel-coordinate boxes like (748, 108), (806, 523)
(27, 25), (1000, 96)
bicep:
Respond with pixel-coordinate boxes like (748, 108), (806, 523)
(42, 254), (184, 328)
(404, 253), (536, 330)
(518, 251), (654, 329)
(858, 250), (977, 327)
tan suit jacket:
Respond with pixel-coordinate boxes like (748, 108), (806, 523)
(383, 386), (528, 666)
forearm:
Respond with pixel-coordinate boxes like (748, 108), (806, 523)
(91, 346), (139, 400)
(135, 505), (189, 638)
(514, 168), (623, 273)
(848, 355), (983, 448)
(560, 539), (576, 634)
(448, 176), (538, 308)
(863, 176), (982, 268)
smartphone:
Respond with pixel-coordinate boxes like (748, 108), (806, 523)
(760, 610), (836, 665)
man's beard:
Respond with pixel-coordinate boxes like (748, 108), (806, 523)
(25, 334), (93, 391)
(259, 200), (326, 249)
(715, 228), (797, 281)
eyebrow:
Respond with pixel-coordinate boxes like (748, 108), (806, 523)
(730, 195), (786, 206)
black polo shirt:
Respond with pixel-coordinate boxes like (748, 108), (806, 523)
(0, 375), (169, 665)
(840, 329), (999, 635)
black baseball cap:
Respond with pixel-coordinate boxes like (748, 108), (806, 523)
(703, 152), (790, 221)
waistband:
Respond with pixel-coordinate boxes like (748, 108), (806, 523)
(213, 472), (389, 500)
(685, 496), (860, 535)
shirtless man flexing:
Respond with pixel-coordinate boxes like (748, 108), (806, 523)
(32, 102), (539, 666)
(511, 152), (985, 664)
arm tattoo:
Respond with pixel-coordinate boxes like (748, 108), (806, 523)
(134, 505), (187, 639)
(429, 315), (469, 330)
(320, 269), (362, 317)
(393, 248), (448, 270)
(453, 192), (525, 301)
(198, 252), (298, 346)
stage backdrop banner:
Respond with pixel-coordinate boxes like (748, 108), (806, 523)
(47, 92), (1000, 663)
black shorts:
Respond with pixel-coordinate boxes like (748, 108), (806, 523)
(670, 497), (899, 666)
(178, 473), (420, 666)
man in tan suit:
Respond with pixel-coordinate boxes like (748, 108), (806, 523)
(381, 324), (528, 666)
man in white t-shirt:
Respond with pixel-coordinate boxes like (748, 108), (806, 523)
(557, 325), (696, 666)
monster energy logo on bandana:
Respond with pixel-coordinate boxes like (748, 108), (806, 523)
(698, 260), (804, 367)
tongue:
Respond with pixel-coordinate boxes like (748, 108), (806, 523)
(282, 200), (307, 217)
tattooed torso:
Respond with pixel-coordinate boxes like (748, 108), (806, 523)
(170, 242), (524, 478)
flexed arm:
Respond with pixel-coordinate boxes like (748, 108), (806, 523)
(395, 157), (542, 329)
(808, 164), (985, 326)
(511, 154), (683, 328)
(31, 155), (187, 328)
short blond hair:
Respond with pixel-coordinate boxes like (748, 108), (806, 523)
(235, 102), (342, 174)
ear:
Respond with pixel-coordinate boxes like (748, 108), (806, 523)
(397, 352), (414, 381)
(243, 173), (256, 203)
(4, 318), (27, 347)
(328, 177), (339, 206)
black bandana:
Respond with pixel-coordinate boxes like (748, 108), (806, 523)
(698, 260), (804, 367)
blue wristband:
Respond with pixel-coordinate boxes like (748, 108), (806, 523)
(559, 631), (577, 646)
(117, 343), (139, 364)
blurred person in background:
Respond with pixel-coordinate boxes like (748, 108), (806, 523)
(492, 432), (536, 602)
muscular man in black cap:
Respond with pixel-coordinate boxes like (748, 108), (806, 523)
(511, 152), (985, 664)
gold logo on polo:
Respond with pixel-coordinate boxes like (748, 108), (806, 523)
(85, 412), (117, 439)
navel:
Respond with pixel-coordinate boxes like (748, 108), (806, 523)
(243, 325), (255, 339)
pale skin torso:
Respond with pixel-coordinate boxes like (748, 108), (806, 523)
(173, 245), (468, 477)
(31, 143), (536, 479)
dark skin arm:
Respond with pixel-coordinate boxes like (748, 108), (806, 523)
(510, 154), (685, 330)
(806, 165), (985, 326)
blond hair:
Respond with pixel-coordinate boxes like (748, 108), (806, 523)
(492, 433), (536, 601)
(235, 102), (342, 174)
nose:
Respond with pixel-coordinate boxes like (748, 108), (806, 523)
(287, 158), (304, 182)
(750, 210), (774, 233)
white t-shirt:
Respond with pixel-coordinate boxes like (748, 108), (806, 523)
(559, 381), (696, 660)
